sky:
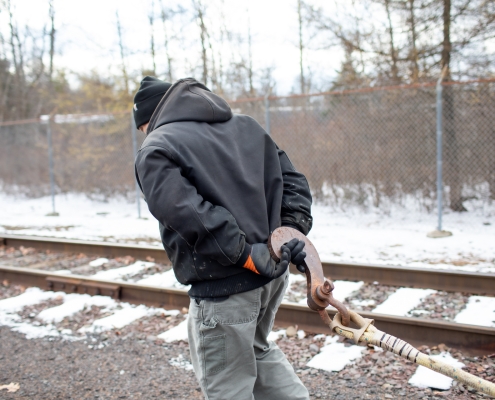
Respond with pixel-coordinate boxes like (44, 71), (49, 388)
(2, 0), (343, 95)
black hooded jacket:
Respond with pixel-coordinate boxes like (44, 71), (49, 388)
(135, 78), (312, 298)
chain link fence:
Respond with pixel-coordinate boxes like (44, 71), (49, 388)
(1, 79), (494, 225)
(233, 79), (495, 219)
(0, 112), (139, 200)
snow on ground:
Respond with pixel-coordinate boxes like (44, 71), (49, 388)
(0, 287), (61, 312)
(0, 287), (181, 339)
(38, 293), (116, 323)
(306, 335), (364, 372)
(372, 288), (436, 316)
(136, 269), (190, 289)
(0, 192), (494, 272)
(92, 261), (155, 281)
(328, 281), (364, 304)
(288, 273), (305, 286)
(169, 354), (194, 371)
(0, 312), (66, 340)
(408, 352), (464, 390)
(267, 329), (286, 341)
(79, 304), (154, 334)
(0, 288), (71, 340)
(89, 258), (109, 267)
(158, 317), (189, 342)
(454, 296), (495, 327)
(298, 279), (363, 306)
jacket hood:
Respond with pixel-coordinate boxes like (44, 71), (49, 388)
(148, 78), (233, 132)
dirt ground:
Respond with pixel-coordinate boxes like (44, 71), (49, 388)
(1, 325), (493, 399)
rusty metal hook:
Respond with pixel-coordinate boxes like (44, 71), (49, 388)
(268, 226), (350, 327)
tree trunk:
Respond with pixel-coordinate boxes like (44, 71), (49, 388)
(384, 0), (399, 82)
(491, 124), (495, 200)
(149, 0), (157, 75)
(116, 11), (129, 94)
(160, 4), (173, 82)
(408, 0), (419, 82)
(247, 16), (254, 95)
(298, 0), (305, 93)
(193, 0), (208, 85)
(442, 0), (466, 211)
(48, 0), (55, 82)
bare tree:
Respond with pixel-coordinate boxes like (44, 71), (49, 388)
(407, 0), (419, 82)
(115, 10), (129, 94)
(192, 0), (210, 86)
(384, 0), (399, 82)
(441, 0), (465, 211)
(149, 0), (156, 75)
(190, 0), (219, 90)
(7, 0), (24, 119)
(247, 13), (255, 95)
(159, 1), (173, 82)
(48, 0), (55, 81)
(298, 0), (305, 93)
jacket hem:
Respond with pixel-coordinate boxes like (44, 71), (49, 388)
(187, 271), (272, 298)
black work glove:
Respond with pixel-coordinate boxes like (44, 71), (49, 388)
(285, 238), (307, 273)
(244, 243), (290, 279)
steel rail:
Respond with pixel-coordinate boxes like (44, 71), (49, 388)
(319, 261), (495, 296)
(2, 234), (495, 295)
(1, 234), (170, 263)
(0, 265), (494, 355)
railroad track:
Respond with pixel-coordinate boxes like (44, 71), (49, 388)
(1, 234), (495, 355)
(3, 233), (494, 295)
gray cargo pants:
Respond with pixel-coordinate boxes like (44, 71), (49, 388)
(188, 270), (309, 400)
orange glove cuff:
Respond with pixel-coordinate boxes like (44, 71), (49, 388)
(243, 255), (260, 274)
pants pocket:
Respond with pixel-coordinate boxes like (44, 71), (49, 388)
(213, 288), (260, 325)
(202, 334), (226, 375)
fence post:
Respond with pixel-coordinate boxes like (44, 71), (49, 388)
(264, 93), (271, 135)
(428, 67), (451, 238)
(46, 117), (58, 216)
(131, 113), (142, 219)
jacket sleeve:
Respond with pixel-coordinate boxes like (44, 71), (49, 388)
(278, 148), (313, 235)
(135, 145), (250, 267)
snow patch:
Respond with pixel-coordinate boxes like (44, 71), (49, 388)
(0, 310), (62, 339)
(92, 260), (155, 280)
(267, 329), (286, 342)
(288, 273), (305, 285)
(306, 336), (364, 372)
(89, 258), (109, 267)
(351, 299), (376, 307)
(0, 287), (62, 312)
(79, 304), (152, 333)
(38, 293), (117, 323)
(329, 281), (364, 304)
(454, 296), (495, 327)
(408, 352), (464, 390)
(52, 269), (72, 275)
(169, 354), (194, 371)
(158, 317), (189, 342)
(372, 288), (436, 316)
(137, 269), (189, 289)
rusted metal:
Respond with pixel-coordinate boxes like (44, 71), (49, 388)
(3, 234), (495, 295)
(46, 276), (121, 299)
(1, 265), (494, 355)
(275, 303), (495, 356)
(0, 265), (189, 310)
(268, 227), (350, 326)
(312, 262), (495, 295)
(1, 234), (170, 264)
